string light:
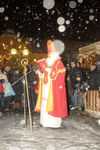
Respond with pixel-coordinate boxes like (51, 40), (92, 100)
(23, 48), (29, 55)
(11, 48), (17, 55)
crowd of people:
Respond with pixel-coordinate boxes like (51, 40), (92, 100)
(0, 65), (38, 113)
(0, 40), (100, 128)
(66, 57), (100, 113)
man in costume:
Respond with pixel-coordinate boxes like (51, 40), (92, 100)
(35, 40), (67, 128)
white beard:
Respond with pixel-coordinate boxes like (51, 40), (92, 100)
(46, 52), (60, 67)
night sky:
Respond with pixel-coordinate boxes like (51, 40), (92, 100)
(0, 0), (100, 54)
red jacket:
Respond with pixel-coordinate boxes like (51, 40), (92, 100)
(0, 81), (4, 93)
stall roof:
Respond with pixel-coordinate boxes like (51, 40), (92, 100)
(78, 41), (100, 59)
(79, 41), (100, 55)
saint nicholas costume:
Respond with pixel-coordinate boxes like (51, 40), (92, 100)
(35, 40), (68, 128)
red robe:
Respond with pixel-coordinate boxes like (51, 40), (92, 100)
(35, 58), (68, 118)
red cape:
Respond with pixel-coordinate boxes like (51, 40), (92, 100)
(35, 59), (68, 118)
(48, 59), (68, 118)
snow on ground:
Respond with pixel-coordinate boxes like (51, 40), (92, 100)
(0, 111), (100, 150)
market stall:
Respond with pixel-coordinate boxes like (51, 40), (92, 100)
(77, 41), (100, 68)
(77, 41), (100, 112)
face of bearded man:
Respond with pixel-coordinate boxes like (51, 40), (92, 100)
(46, 52), (60, 67)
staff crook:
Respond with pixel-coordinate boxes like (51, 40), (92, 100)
(21, 59), (33, 133)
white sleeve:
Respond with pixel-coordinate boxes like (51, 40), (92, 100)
(45, 67), (51, 73)
(36, 70), (42, 78)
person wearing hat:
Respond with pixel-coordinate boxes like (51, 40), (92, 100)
(35, 40), (67, 128)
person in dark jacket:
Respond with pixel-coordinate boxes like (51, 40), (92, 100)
(70, 60), (85, 111)
(77, 62), (86, 82)
(86, 64), (96, 90)
(93, 58), (100, 90)
(23, 65), (37, 113)
(65, 64), (72, 114)
(10, 67), (23, 111)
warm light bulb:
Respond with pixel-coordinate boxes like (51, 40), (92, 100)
(34, 59), (37, 61)
(11, 48), (17, 55)
(23, 49), (29, 55)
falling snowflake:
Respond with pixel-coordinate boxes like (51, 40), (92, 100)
(16, 23), (19, 26)
(36, 42), (40, 48)
(4, 16), (9, 21)
(69, 1), (77, 9)
(66, 13), (70, 16)
(86, 20), (89, 24)
(62, 34), (65, 37)
(17, 32), (20, 38)
(17, 39), (21, 42)
(16, 6), (19, 10)
(53, 39), (65, 55)
(36, 38), (39, 41)
(70, 18), (74, 21)
(78, 0), (83, 4)
(6, 5), (8, 8)
(43, 0), (55, 10)
(51, 10), (55, 14)
(14, 10), (16, 13)
(46, 9), (49, 13)
(66, 20), (71, 25)
(79, 24), (82, 27)
(29, 38), (33, 42)
(70, 14), (73, 18)
(19, 26), (22, 28)
(75, 9), (78, 12)
(89, 9), (94, 14)
(89, 15), (94, 21)
(39, 13), (42, 16)
(0, 7), (5, 13)
(95, 18), (98, 21)
(57, 17), (65, 25)
(58, 25), (66, 32)
(78, 36), (81, 39)
(28, 10), (31, 13)
(51, 35), (54, 38)
(34, 16), (40, 20)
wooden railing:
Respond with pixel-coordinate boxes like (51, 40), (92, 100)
(82, 90), (100, 112)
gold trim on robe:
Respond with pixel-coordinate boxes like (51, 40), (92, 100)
(35, 78), (43, 111)
(46, 80), (53, 113)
